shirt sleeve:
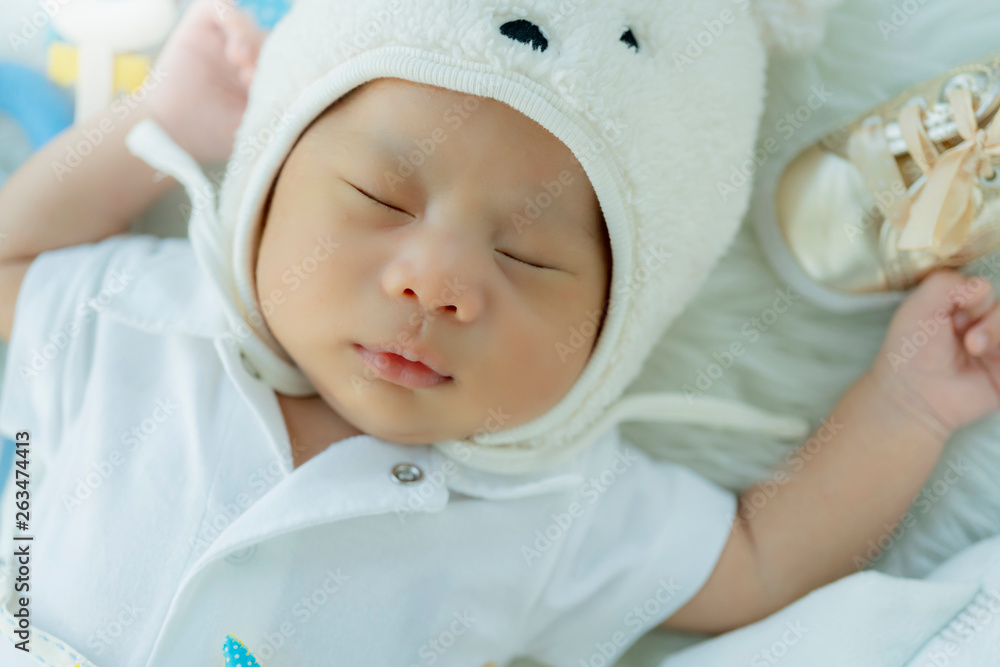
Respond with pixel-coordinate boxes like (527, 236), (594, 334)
(0, 234), (151, 474)
(518, 430), (737, 667)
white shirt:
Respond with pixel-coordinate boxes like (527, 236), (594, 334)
(0, 234), (736, 667)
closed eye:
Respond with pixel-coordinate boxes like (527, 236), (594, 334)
(497, 250), (556, 271)
(348, 181), (409, 215)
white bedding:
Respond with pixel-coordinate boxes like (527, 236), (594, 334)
(661, 532), (1000, 666)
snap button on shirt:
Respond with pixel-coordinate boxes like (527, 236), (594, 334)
(224, 544), (257, 565)
(391, 462), (424, 484)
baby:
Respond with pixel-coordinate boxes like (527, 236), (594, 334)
(1, 0), (1000, 665)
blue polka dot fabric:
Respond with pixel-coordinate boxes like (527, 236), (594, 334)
(223, 633), (261, 666)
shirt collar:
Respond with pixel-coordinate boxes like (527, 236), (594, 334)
(428, 445), (587, 500)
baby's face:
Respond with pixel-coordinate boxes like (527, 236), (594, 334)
(254, 77), (611, 444)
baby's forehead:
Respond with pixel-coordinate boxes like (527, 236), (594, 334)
(306, 79), (605, 235)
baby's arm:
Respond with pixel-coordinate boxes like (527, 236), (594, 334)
(661, 270), (1000, 635)
(0, 98), (170, 341)
(0, 0), (264, 341)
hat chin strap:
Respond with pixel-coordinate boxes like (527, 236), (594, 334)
(126, 118), (316, 396)
(435, 391), (812, 475)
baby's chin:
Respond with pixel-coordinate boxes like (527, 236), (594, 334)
(316, 378), (477, 445)
(352, 417), (467, 446)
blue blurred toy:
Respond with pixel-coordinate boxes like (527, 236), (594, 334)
(238, 0), (291, 29)
(0, 61), (73, 150)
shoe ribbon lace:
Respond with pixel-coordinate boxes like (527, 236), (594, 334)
(847, 86), (1000, 259)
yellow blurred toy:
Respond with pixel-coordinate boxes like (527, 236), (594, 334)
(48, 0), (177, 123)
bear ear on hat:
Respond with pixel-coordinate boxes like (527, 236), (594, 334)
(752, 0), (844, 55)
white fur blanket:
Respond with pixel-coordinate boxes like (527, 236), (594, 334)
(601, 0), (1000, 664)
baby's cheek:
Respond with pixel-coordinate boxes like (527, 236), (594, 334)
(517, 327), (583, 412)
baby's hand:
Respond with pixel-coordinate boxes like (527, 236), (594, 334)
(872, 269), (1000, 434)
(144, 0), (267, 163)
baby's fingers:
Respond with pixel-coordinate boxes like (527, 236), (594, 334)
(965, 301), (1000, 356)
(952, 276), (996, 331)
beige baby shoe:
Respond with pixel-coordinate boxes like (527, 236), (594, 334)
(774, 51), (1000, 307)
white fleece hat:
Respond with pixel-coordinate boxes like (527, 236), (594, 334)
(128, 0), (841, 474)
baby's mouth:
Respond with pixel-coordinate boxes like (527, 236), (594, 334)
(355, 344), (453, 389)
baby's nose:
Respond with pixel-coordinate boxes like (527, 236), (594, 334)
(383, 240), (485, 324)
(407, 272), (481, 324)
